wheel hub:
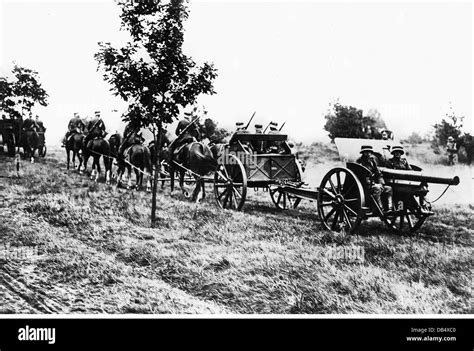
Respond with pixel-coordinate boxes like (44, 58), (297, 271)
(334, 194), (344, 206)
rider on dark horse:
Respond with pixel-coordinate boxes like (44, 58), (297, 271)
(117, 121), (145, 162)
(84, 111), (107, 148)
(169, 112), (201, 161)
(22, 114), (40, 132)
(62, 112), (85, 147)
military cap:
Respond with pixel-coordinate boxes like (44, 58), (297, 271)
(94, 111), (101, 116)
(255, 124), (263, 128)
(391, 145), (404, 155)
(236, 122), (244, 126)
(360, 145), (373, 154)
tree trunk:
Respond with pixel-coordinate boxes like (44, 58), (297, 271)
(151, 120), (163, 227)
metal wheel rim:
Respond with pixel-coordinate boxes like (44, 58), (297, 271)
(214, 154), (247, 211)
(317, 167), (365, 234)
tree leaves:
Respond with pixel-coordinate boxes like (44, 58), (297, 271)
(0, 65), (48, 118)
(95, 0), (217, 129)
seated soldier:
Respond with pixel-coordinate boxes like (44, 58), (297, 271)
(266, 122), (281, 153)
(356, 145), (394, 214)
(388, 145), (432, 214)
(84, 111), (107, 147)
(251, 124), (266, 153)
(62, 113), (85, 147)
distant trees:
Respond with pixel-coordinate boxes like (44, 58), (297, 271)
(323, 103), (387, 141)
(405, 132), (424, 145)
(431, 105), (473, 164)
(431, 106), (464, 150)
(0, 64), (48, 119)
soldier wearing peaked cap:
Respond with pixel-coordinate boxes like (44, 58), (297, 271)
(268, 121), (279, 134)
(446, 136), (457, 166)
(356, 145), (394, 214)
(235, 122), (249, 134)
(388, 145), (411, 170)
(266, 122), (281, 153)
(388, 145), (432, 214)
(83, 110), (107, 147)
(168, 112), (201, 160)
(252, 123), (266, 153)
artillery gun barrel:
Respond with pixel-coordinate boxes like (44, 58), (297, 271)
(380, 167), (460, 186)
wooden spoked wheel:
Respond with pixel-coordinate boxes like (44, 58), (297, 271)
(269, 158), (304, 210)
(214, 154), (247, 211)
(317, 167), (365, 234)
(380, 197), (428, 235)
(269, 187), (301, 209)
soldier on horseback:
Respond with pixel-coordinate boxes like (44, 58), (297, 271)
(168, 112), (201, 160)
(22, 114), (40, 132)
(84, 111), (107, 148)
(117, 121), (145, 163)
(61, 112), (85, 147)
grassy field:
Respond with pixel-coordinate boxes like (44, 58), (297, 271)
(0, 145), (472, 314)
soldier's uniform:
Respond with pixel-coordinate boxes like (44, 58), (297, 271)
(175, 115), (200, 142)
(446, 137), (457, 165)
(118, 122), (143, 160)
(62, 113), (85, 147)
(356, 145), (393, 212)
(168, 114), (200, 160)
(22, 117), (38, 132)
(388, 145), (431, 214)
(35, 116), (46, 133)
(252, 124), (265, 153)
(388, 156), (411, 170)
(84, 111), (106, 147)
(266, 122), (281, 153)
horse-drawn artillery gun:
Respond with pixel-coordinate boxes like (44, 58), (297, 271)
(153, 119), (460, 235)
(248, 137), (460, 235)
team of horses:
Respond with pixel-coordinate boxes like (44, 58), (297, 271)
(64, 130), (218, 202)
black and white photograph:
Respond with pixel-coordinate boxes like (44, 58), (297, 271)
(0, 0), (472, 347)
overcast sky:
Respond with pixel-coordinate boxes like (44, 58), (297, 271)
(0, 0), (472, 144)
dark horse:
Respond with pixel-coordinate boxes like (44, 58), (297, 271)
(82, 137), (112, 184)
(108, 132), (122, 180)
(109, 131), (153, 191)
(65, 133), (84, 171)
(118, 144), (153, 191)
(21, 130), (40, 163)
(163, 141), (217, 202)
